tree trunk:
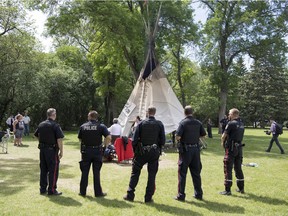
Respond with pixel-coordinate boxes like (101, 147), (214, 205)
(218, 88), (228, 134)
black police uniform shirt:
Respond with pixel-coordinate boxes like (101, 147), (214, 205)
(78, 120), (110, 146)
(224, 118), (244, 143)
(176, 116), (206, 144)
(132, 116), (165, 147)
(34, 118), (64, 145)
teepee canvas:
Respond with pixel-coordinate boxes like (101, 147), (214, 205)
(118, 3), (184, 136)
(118, 51), (184, 136)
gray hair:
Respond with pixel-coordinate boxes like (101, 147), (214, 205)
(47, 108), (56, 117)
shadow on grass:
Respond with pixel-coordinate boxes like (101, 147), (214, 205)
(187, 199), (245, 214)
(145, 202), (203, 216)
(236, 192), (288, 206)
(0, 157), (72, 196)
(86, 197), (133, 208)
(48, 195), (82, 206)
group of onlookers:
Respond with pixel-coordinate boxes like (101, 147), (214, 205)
(5, 112), (31, 146)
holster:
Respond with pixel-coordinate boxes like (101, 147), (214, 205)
(81, 144), (86, 154)
(135, 142), (144, 156)
(177, 141), (187, 154)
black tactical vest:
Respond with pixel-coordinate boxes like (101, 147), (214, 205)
(228, 119), (245, 143)
(181, 124), (201, 144)
(140, 120), (160, 146)
(81, 121), (102, 146)
(38, 120), (57, 145)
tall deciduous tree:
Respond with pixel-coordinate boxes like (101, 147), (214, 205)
(200, 0), (288, 127)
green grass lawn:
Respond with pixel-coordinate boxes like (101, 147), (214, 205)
(0, 128), (287, 216)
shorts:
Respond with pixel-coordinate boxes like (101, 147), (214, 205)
(15, 129), (24, 138)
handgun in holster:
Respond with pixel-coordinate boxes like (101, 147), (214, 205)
(81, 143), (86, 154)
(177, 141), (187, 153)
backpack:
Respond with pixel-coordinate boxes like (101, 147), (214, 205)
(275, 123), (283, 135)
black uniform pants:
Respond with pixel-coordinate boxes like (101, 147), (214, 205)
(223, 147), (244, 191)
(39, 148), (59, 194)
(79, 148), (103, 196)
(177, 146), (203, 199)
(207, 125), (212, 138)
(267, 134), (284, 153)
(127, 148), (160, 201)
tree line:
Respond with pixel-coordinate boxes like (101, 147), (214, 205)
(0, 0), (287, 130)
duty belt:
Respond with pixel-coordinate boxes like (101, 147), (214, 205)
(38, 143), (56, 149)
(142, 144), (158, 151)
(86, 145), (102, 149)
(186, 144), (198, 148)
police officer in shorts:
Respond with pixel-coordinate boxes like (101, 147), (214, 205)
(174, 106), (206, 202)
(220, 108), (245, 195)
(34, 108), (64, 195)
(123, 106), (165, 203)
(78, 110), (111, 197)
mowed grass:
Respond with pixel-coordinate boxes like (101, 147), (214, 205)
(0, 128), (287, 216)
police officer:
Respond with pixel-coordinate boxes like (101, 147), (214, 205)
(123, 106), (165, 203)
(34, 108), (64, 195)
(78, 110), (111, 197)
(220, 108), (245, 195)
(174, 106), (206, 202)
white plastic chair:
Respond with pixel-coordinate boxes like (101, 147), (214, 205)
(0, 129), (12, 154)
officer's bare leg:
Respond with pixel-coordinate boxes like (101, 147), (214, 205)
(79, 160), (91, 195)
(145, 159), (159, 201)
(234, 155), (244, 191)
(177, 155), (189, 200)
(92, 159), (103, 196)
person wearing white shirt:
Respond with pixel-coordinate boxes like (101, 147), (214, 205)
(108, 118), (122, 145)
(6, 115), (14, 131)
(23, 112), (31, 136)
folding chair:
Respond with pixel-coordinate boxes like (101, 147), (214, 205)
(0, 129), (12, 154)
(199, 137), (208, 150)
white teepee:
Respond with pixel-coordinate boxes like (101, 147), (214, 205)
(118, 53), (184, 136)
(118, 3), (184, 136)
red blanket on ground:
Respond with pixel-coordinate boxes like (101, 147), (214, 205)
(114, 138), (134, 163)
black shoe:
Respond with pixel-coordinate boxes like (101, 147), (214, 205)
(174, 196), (185, 202)
(281, 151), (285, 154)
(78, 193), (86, 197)
(95, 192), (107, 197)
(219, 191), (231, 196)
(145, 199), (154, 203)
(123, 195), (134, 202)
(236, 189), (245, 194)
(193, 195), (203, 200)
(48, 191), (62, 196)
(265, 150), (270, 152)
(40, 191), (47, 195)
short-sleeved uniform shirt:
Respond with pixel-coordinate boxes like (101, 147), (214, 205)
(78, 120), (110, 146)
(224, 118), (244, 143)
(176, 116), (206, 144)
(34, 119), (64, 145)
